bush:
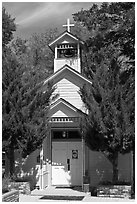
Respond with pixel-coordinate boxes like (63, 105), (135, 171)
(99, 180), (131, 185)
(90, 186), (97, 196)
(12, 175), (34, 191)
(13, 176), (30, 182)
(2, 176), (11, 194)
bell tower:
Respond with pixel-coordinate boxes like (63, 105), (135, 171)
(49, 19), (84, 73)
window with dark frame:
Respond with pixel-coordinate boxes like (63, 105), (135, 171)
(52, 130), (81, 140)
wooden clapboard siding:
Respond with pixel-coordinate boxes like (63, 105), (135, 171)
(54, 58), (81, 73)
(53, 78), (84, 110)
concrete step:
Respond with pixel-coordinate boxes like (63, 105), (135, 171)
(31, 187), (87, 200)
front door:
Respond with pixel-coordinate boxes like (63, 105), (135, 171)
(52, 141), (82, 186)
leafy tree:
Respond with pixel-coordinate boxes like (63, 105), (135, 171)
(73, 2), (135, 183)
(29, 29), (58, 75)
(2, 7), (16, 48)
(73, 2), (135, 75)
(11, 28), (58, 82)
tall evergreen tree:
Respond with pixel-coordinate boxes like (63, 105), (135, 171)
(80, 57), (134, 182)
(3, 46), (54, 176)
(2, 8), (55, 176)
(73, 2), (135, 183)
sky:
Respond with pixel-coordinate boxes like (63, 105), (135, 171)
(2, 1), (96, 39)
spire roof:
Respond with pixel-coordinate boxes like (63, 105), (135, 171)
(48, 31), (84, 52)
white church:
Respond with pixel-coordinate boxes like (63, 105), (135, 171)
(12, 19), (131, 190)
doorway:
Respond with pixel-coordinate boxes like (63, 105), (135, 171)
(52, 130), (82, 186)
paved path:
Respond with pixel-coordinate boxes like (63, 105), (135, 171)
(19, 187), (134, 202)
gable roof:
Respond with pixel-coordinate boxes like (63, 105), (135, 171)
(44, 64), (92, 86)
(49, 31), (85, 51)
(48, 98), (84, 117)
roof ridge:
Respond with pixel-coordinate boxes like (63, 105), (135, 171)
(50, 97), (84, 114)
(43, 64), (92, 85)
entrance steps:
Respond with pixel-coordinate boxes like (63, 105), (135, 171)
(31, 187), (88, 201)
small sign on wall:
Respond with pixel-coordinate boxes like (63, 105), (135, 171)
(72, 150), (78, 159)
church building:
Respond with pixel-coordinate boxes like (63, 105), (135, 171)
(13, 19), (131, 190)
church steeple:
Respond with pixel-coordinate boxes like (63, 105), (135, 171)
(48, 19), (84, 73)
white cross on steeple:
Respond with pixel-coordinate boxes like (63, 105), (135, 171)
(63, 18), (74, 32)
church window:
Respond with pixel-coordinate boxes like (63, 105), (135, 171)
(52, 130), (81, 140)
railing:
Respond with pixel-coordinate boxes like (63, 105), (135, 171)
(2, 190), (19, 202)
(49, 117), (80, 123)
